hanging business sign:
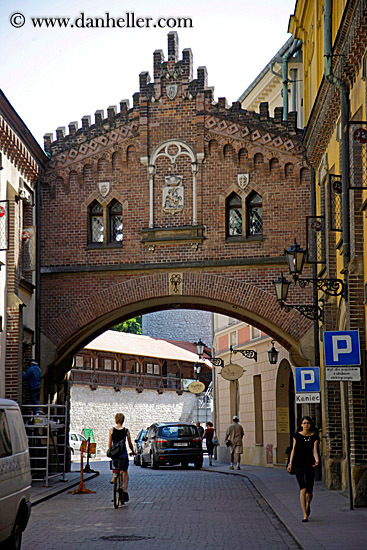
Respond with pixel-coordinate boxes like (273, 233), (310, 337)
(188, 381), (205, 394)
(220, 363), (244, 381)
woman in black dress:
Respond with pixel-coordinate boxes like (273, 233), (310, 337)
(287, 416), (319, 522)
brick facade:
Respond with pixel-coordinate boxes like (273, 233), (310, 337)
(0, 90), (47, 400)
(289, 0), (367, 504)
(40, 33), (313, 386)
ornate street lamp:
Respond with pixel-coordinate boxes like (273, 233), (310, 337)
(194, 339), (224, 367)
(273, 273), (324, 322)
(284, 239), (347, 299)
(273, 272), (291, 302)
(285, 239), (306, 277)
(194, 339), (205, 358)
(193, 362), (201, 376)
(268, 341), (279, 365)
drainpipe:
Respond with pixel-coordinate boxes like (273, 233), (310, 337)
(269, 39), (302, 121)
(290, 68), (298, 113)
(35, 178), (41, 364)
(324, 0), (352, 510)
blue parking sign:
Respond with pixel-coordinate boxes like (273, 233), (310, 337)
(324, 331), (361, 366)
(295, 367), (321, 393)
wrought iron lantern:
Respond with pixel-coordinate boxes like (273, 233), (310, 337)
(193, 362), (201, 375)
(284, 239), (347, 299)
(194, 339), (224, 367)
(285, 239), (306, 277)
(268, 341), (279, 365)
(194, 339), (205, 358)
(273, 272), (291, 302)
(273, 273), (324, 322)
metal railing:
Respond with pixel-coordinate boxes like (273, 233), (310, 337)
(22, 399), (67, 487)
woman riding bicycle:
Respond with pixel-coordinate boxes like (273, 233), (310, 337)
(108, 413), (135, 502)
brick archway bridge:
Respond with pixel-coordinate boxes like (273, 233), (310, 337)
(40, 33), (314, 383)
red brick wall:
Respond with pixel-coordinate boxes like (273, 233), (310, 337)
(40, 33), (313, 375)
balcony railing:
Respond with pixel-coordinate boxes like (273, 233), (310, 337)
(70, 368), (184, 393)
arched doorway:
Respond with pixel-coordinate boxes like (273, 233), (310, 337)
(275, 359), (295, 465)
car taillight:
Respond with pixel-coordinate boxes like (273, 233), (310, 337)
(156, 439), (168, 443)
(193, 438), (201, 442)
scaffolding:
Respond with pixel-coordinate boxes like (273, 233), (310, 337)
(22, 399), (67, 487)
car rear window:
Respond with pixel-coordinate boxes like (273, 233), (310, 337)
(158, 425), (197, 438)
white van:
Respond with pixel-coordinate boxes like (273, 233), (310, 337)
(0, 398), (32, 549)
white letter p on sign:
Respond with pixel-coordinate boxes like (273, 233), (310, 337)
(301, 370), (315, 390)
(332, 335), (352, 362)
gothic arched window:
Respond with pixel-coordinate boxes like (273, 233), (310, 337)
(226, 192), (242, 238)
(108, 200), (123, 243)
(247, 192), (263, 236)
(89, 201), (104, 243)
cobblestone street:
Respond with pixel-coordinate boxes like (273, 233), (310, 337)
(22, 461), (298, 550)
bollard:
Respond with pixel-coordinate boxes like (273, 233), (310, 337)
(68, 441), (96, 494)
(83, 438), (98, 474)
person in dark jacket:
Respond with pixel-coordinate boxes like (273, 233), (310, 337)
(22, 360), (41, 414)
(203, 421), (216, 466)
(287, 416), (320, 522)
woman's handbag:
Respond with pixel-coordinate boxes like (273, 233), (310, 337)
(212, 436), (219, 446)
(107, 440), (124, 459)
(107, 429), (127, 459)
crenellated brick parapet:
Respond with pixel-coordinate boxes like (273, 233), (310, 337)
(44, 31), (304, 171)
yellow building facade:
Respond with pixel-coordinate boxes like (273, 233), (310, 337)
(289, 0), (367, 505)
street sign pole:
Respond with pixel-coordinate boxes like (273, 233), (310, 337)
(341, 380), (353, 510)
(323, 331), (361, 511)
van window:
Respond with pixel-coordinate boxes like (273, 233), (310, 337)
(0, 409), (12, 457)
(6, 409), (28, 453)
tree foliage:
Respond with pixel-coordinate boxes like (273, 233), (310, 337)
(112, 316), (142, 335)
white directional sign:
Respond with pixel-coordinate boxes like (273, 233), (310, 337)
(296, 393), (321, 404)
(324, 330), (361, 366)
(325, 367), (361, 382)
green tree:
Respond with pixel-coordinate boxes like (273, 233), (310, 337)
(113, 316), (142, 335)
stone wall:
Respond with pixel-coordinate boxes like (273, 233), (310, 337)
(70, 384), (198, 453)
(142, 310), (212, 347)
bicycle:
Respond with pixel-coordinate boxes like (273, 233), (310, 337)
(112, 468), (125, 508)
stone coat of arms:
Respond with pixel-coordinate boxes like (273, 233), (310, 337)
(237, 174), (249, 190)
(99, 181), (110, 197)
(162, 175), (184, 214)
(166, 84), (178, 100)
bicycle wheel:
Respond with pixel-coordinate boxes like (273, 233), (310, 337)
(119, 473), (125, 505)
(113, 477), (119, 508)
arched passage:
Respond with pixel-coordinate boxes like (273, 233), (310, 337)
(41, 272), (313, 382)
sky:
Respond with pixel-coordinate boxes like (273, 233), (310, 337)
(1, 0), (296, 147)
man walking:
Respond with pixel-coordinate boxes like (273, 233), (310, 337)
(225, 415), (244, 470)
(196, 421), (204, 439)
(22, 360), (41, 414)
